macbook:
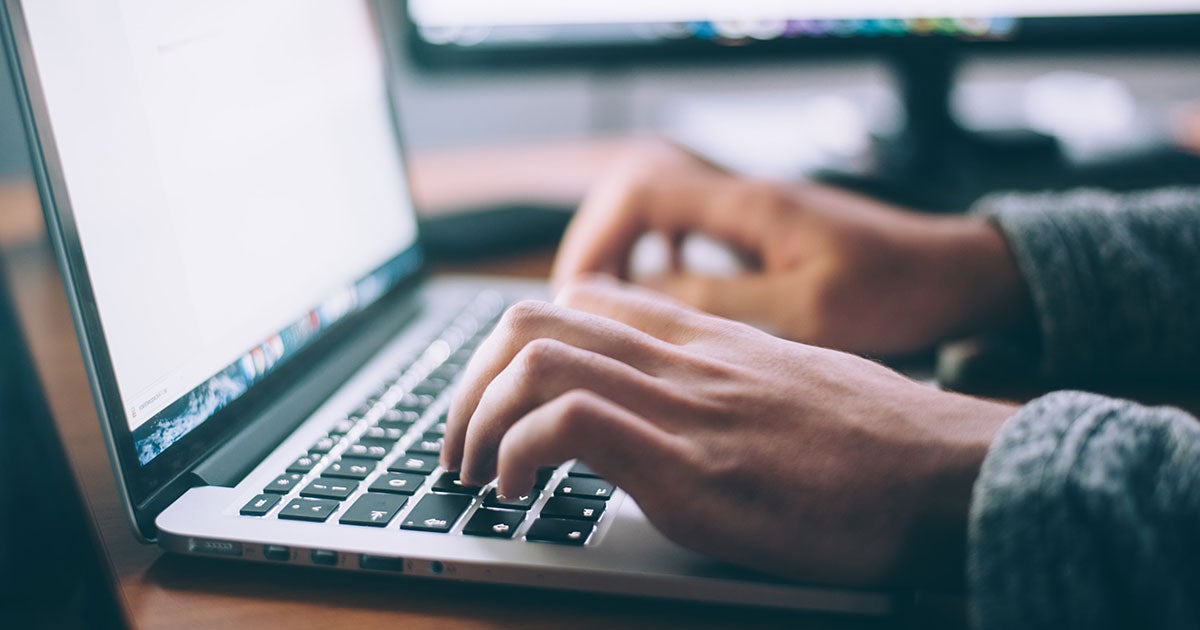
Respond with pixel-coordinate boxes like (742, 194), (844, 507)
(2, 0), (891, 614)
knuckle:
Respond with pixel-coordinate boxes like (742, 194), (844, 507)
(514, 337), (568, 380)
(555, 279), (599, 310)
(551, 390), (601, 434)
(500, 299), (555, 337)
(560, 388), (598, 415)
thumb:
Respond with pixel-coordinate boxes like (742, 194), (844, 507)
(642, 273), (781, 328)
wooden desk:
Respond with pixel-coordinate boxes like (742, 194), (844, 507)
(0, 148), (882, 629)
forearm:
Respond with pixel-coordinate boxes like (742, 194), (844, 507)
(973, 186), (1200, 382)
(968, 391), (1200, 629)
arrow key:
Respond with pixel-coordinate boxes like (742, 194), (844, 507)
(339, 493), (407, 527)
(462, 508), (524, 539)
(400, 493), (472, 533)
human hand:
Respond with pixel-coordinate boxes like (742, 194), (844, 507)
(552, 141), (1030, 356)
(443, 278), (1017, 586)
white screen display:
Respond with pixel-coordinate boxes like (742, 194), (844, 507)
(20, 1), (418, 454)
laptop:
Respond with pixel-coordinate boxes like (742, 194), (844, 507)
(0, 258), (128, 628)
(2, 0), (891, 615)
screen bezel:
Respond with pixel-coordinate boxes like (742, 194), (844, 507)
(2, 0), (426, 533)
(402, 7), (1200, 71)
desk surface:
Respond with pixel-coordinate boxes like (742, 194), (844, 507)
(0, 146), (883, 629)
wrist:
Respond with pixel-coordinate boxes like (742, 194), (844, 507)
(899, 391), (1017, 589)
(922, 216), (1034, 341)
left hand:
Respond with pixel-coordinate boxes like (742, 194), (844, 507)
(550, 141), (1029, 357)
(442, 278), (1016, 587)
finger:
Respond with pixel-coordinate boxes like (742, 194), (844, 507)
(554, 276), (718, 344)
(665, 230), (686, 274)
(643, 272), (782, 329)
(551, 173), (774, 288)
(443, 299), (678, 471)
(494, 389), (691, 502)
(458, 339), (686, 485)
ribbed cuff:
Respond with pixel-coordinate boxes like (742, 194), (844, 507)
(968, 390), (1200, 630)
(972, 187), (1200, 383)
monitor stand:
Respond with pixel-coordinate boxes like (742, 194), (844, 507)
(817, 45), (1065, 212)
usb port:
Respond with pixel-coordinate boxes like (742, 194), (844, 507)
(263, 545), (290, 562)
(359, 554), (405, 572)
(310, 549), (339, 566)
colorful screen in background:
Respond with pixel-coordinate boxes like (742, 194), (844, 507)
(408, 0), (1200, 48)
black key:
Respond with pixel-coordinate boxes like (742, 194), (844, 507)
(324, 457), (376, 480)
(483, 489), (538, 511)
(344, 443), (390, 460)
(364, 388), (390, 406)
(369, 472), (425, 495)
(392, 393), (435, 411)
(540, 496), (605, 522)
(407, 436), (443, 455)
(462, 508), (525, 539)
(411, 378), (451, 398)
(264, 473), (304, 494)
(339, 493), (407, 527)
(300, 478), (358, 500)
(429, 365), (461, 382)
(240, 494), (281, 516)
(309, 436), (339, 455)
(567, 461), (603, 479)
(555, 477), (615, 501)
(278, 497), (339, 522)
(525, 518), (594, 546)
(329, 418), (358, 435)
(429, 471), (483, 495)
(387, 452), (438, 475)
(400, 493), (473, 533)
(448, 348), (475, 366)
(379, 409), (421, 427)
(362, 426), (404, 442)
(286, 454), (322, 474)
(533, 467), (557, 489)
(359, 437), (399, 449)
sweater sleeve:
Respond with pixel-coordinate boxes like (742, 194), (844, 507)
(973, 187), (1200, 383)
(968, 391), (1200, 630)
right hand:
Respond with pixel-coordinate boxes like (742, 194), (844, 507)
(552, 141), (1030, 356)
(443, 278), (1017, 587)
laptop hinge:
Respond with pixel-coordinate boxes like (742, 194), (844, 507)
(191, 290), (425, 488)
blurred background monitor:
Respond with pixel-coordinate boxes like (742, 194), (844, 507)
(403, 1), (1200, 208)
(405, 1), (1200, 65)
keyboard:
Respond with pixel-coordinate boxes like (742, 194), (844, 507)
(239, 292), (618, 547)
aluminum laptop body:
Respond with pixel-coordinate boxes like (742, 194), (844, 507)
(2, 0), (891, 615)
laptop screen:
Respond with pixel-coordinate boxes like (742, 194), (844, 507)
(18, 0), (420, 465)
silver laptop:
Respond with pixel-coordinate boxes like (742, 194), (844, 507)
(3, 0), (890, 614)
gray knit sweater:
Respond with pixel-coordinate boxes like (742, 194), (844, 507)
(968, 188), (1200, 629)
